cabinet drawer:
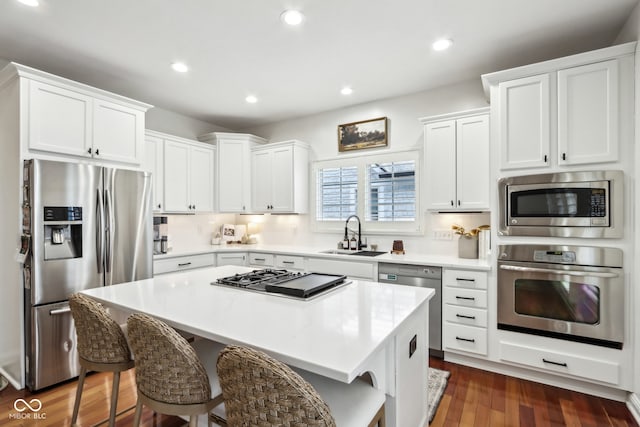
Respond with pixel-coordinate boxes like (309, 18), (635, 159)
(216, 253), (247, 267)
(444, 304), (488, 328)
(443, 269), (487, 289)
(275, 255), (304, 270)
(249, 253), (274, 267)
(499, 341), (619, 385)
(443, 323), (487, 355)
(306, 258), (374, 280)
(443, 287), (487, 308)
(154, 253), (215, 275)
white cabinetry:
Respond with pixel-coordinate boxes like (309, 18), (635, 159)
(17, 64), (150, 165)
(163, 136), (215, 213)
(198, 132), (267, 213)
(442, 269), (488, 356)
(248, 253), (274, 268)
(251, 140), (310, 214)
(306, 257), (375, 280)
(154, 253), (215, 275)
(143, 132), (164, 212)
(421, 109), (490, 211)
(482, 43), (634, 170)
(216, 252), (247, 267)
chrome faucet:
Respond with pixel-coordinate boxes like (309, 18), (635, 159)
(344, 215), (366, 250)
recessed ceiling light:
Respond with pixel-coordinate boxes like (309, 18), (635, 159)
(171, 62), (189, 73)
(281, 10), (304, 26)
(17, 0), (39, 6)
(341, 87), (353, 95)
(432, 38), (453, 51)
(245, 95), (258, 104)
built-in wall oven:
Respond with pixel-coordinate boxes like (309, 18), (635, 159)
(497, 245), (623, 349)
(498, 170), (623, 238)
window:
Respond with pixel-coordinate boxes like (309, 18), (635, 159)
(316, 166), (358, 221)
(366, 160), (415, 222)
(312, 150), (421, 234)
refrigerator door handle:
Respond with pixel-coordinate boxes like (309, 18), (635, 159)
(96, 188), (104, 274)
(105, 188), (113, 274)
(49, 307), (71, 315)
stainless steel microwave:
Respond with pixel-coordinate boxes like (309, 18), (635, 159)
(498, 170), (623, 238)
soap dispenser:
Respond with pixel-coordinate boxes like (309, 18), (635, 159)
(349, 233), (357, 250)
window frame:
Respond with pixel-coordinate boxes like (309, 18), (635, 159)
(311, 149), (423, 235)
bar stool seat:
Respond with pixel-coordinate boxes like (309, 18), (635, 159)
(126, 313), (226, 427)
(216, 345), (385, 427)
(69, 293), (134, 427)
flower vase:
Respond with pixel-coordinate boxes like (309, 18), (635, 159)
(458, 235), (479, 259)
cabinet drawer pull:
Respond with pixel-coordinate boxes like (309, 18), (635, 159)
(562, 152), (566, 161)
(544, 154), (548, 163)
(542, 358), (567, 367)
(456, 314), (476, 320)
(254, 258), (266, 261)
(455, 336), (475, 343)
(455, 278), (475, 282)
(282, 260), (295, 265)
(177, 262), (192, 267)
(455, 296), (475, 301)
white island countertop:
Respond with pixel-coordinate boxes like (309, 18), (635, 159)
(82, 265), (434, 384)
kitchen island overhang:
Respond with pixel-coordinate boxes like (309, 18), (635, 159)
(82, 265), (434, 427)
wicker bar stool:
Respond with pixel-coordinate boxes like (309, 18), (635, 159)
(69, 293), (135, 427)
(126, 313), (226, 427)
(216, 345), (386, 427)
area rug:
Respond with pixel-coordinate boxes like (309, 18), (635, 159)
(428, 367), (450, 423)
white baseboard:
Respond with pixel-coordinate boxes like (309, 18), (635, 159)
(628, 393), (640, 425)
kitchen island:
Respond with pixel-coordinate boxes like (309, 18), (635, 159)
(82, 265), (434, 427)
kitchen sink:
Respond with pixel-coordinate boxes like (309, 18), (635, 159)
(349, 251), (387, 257)
(319, 249), (386, 257)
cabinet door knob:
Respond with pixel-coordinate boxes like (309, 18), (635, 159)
(562, 152), (566, 161)
(157, 204), (161, 209)
(95, 148), (100, 156)
(87, 148), (92, 154)
(193, 205), (196, 210)
(457, 200), (461, 206)
(450, 200), (454, 206)
(543, 154), (548, 163)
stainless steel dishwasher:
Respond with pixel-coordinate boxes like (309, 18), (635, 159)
(378, 263), (443, 358)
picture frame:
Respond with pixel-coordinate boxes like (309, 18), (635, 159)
(338, 116), (388, 152)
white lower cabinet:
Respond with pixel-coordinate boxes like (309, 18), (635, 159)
(306, 257), (375, 280)
(216, 252), (247, 267)
(442, 268), (488, 356)
(154, 253), (215, 275)
(248, 253), (274, 268)
(499, 341), (620, 385)
(274, 255), (304, 271)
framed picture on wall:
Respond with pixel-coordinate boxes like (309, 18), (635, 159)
(338, 116), (388, 152)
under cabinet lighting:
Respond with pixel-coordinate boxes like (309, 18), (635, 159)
(245, 95), (258, 104)
(281, 10), (304, 26)
(171, 62), (189, 73)
(432, 38), (453, 51)
(341, 87), (353, 95)
(17, 0), (39, 6)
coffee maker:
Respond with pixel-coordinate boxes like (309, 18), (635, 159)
(153, 216), (168, 254)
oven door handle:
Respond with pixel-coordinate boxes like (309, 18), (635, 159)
(499, 265), (619, 278)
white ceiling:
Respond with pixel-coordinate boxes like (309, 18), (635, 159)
(0, 0), (637, 130)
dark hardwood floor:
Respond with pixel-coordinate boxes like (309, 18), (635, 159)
(429, 357), (638, 427)
(1, 358), (637, 426)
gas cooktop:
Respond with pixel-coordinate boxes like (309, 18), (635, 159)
(213, 269), (348, 299)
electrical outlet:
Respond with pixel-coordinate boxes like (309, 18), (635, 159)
(432, 229), (453, 240)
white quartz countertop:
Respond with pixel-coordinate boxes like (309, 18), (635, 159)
(82, 265), (434, 383)
(154, 244), (491, 271)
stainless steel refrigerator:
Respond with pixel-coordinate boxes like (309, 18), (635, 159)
(22, 159), (153, 391)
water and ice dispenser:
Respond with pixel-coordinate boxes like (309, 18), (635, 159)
(43, 206), (82, 260)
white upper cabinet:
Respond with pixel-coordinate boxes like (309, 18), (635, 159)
(557, 60), (618, 165)
(9, 63), (151, 165)
(482, 42), (635, 171)
(162, 134), (215, 213)
(198, 132), (267, 213)
(251, 140), (310, 214)
(422, 109), (490, 211)
(498, 74), (550, 170)
(143, 133), (164, 212)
